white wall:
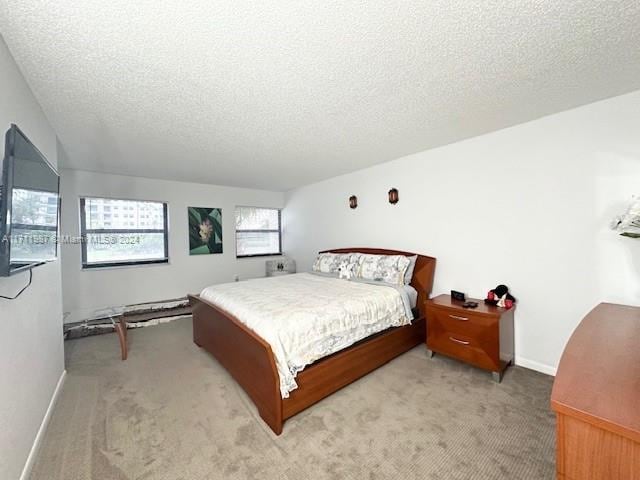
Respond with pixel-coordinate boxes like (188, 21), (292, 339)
(60, 170), (285, 323)
(0, 36), (65, 480)
(283, 90), (640, 375)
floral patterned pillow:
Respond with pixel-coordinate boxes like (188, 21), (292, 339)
(358, 254), (411, 285)
(312, 253), (362, 274)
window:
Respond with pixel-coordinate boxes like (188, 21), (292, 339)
(235, 206), (281, 257)
(80, 197), (169, 268)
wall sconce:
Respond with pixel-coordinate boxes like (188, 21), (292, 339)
(349, 195), (358, 209)
(388, 188), (399, 205)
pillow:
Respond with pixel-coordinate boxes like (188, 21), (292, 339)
(312, 253), (337, 273)
(358, 254), (411, 285)
(312, 252), (362, 274)
(404, 255), (418, 284)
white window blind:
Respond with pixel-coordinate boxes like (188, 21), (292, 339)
(235, 206), (281, 257)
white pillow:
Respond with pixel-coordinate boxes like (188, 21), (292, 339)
(358, 254), (411, 285)
(404, 255), (418, 284)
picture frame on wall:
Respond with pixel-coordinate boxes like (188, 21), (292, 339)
(188, 207), (223, 255)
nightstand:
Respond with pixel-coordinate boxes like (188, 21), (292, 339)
(425, 294), (515, 382)
(266, 258), (296, 277)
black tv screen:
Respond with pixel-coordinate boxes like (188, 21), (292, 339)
(0, 124), (60, 276)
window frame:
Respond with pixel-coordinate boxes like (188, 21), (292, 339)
(235, 206), (282, 258)
(79, 196), (169, 269)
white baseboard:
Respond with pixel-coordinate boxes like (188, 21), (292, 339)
(515, 356), (557, 376)
(19, 369), (66, 480)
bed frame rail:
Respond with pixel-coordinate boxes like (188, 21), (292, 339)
(282, 318), (425, 419)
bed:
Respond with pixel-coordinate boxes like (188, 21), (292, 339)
(188, 248), (436, 434)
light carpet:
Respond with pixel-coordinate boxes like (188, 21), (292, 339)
(30, 317), (555, 479)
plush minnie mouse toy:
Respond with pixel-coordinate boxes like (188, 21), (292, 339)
(338, 261), (356, 280)
(485, 284), (516, 309)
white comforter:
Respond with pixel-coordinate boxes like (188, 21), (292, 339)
(200, 273), (412, 398)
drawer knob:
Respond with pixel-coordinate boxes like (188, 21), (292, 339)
(449, 336), (470, 345)
(449, 314), (469, 321)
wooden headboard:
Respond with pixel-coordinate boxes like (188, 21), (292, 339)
(320, 248), (437, 316)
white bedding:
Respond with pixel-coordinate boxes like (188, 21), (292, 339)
(200, 272), (413, 398)
(404, 284), (418, 309)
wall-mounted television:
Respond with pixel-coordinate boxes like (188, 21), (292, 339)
(0, 124), (60, 276)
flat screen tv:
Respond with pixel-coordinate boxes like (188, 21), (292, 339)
(0, 124), (60, 276)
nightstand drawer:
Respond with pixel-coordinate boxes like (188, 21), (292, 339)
(429, 308), (495, 336)
(428, 329), (497, 371)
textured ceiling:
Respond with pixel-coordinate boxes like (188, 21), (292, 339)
(1, 1), (639, 191)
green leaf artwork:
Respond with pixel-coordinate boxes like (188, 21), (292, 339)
(188, 207), (223, 255)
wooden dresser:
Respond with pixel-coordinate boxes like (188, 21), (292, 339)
(425, 294), (514, 382)
(551, 303), (640, 480)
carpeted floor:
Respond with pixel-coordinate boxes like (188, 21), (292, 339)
(30, 317), (555, 480)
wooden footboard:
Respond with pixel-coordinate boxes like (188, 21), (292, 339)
(189, 294), (284, 434)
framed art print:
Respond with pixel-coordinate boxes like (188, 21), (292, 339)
(188, 207), (222, 255)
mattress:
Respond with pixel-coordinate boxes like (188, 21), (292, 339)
(200, 272), (413, 398)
